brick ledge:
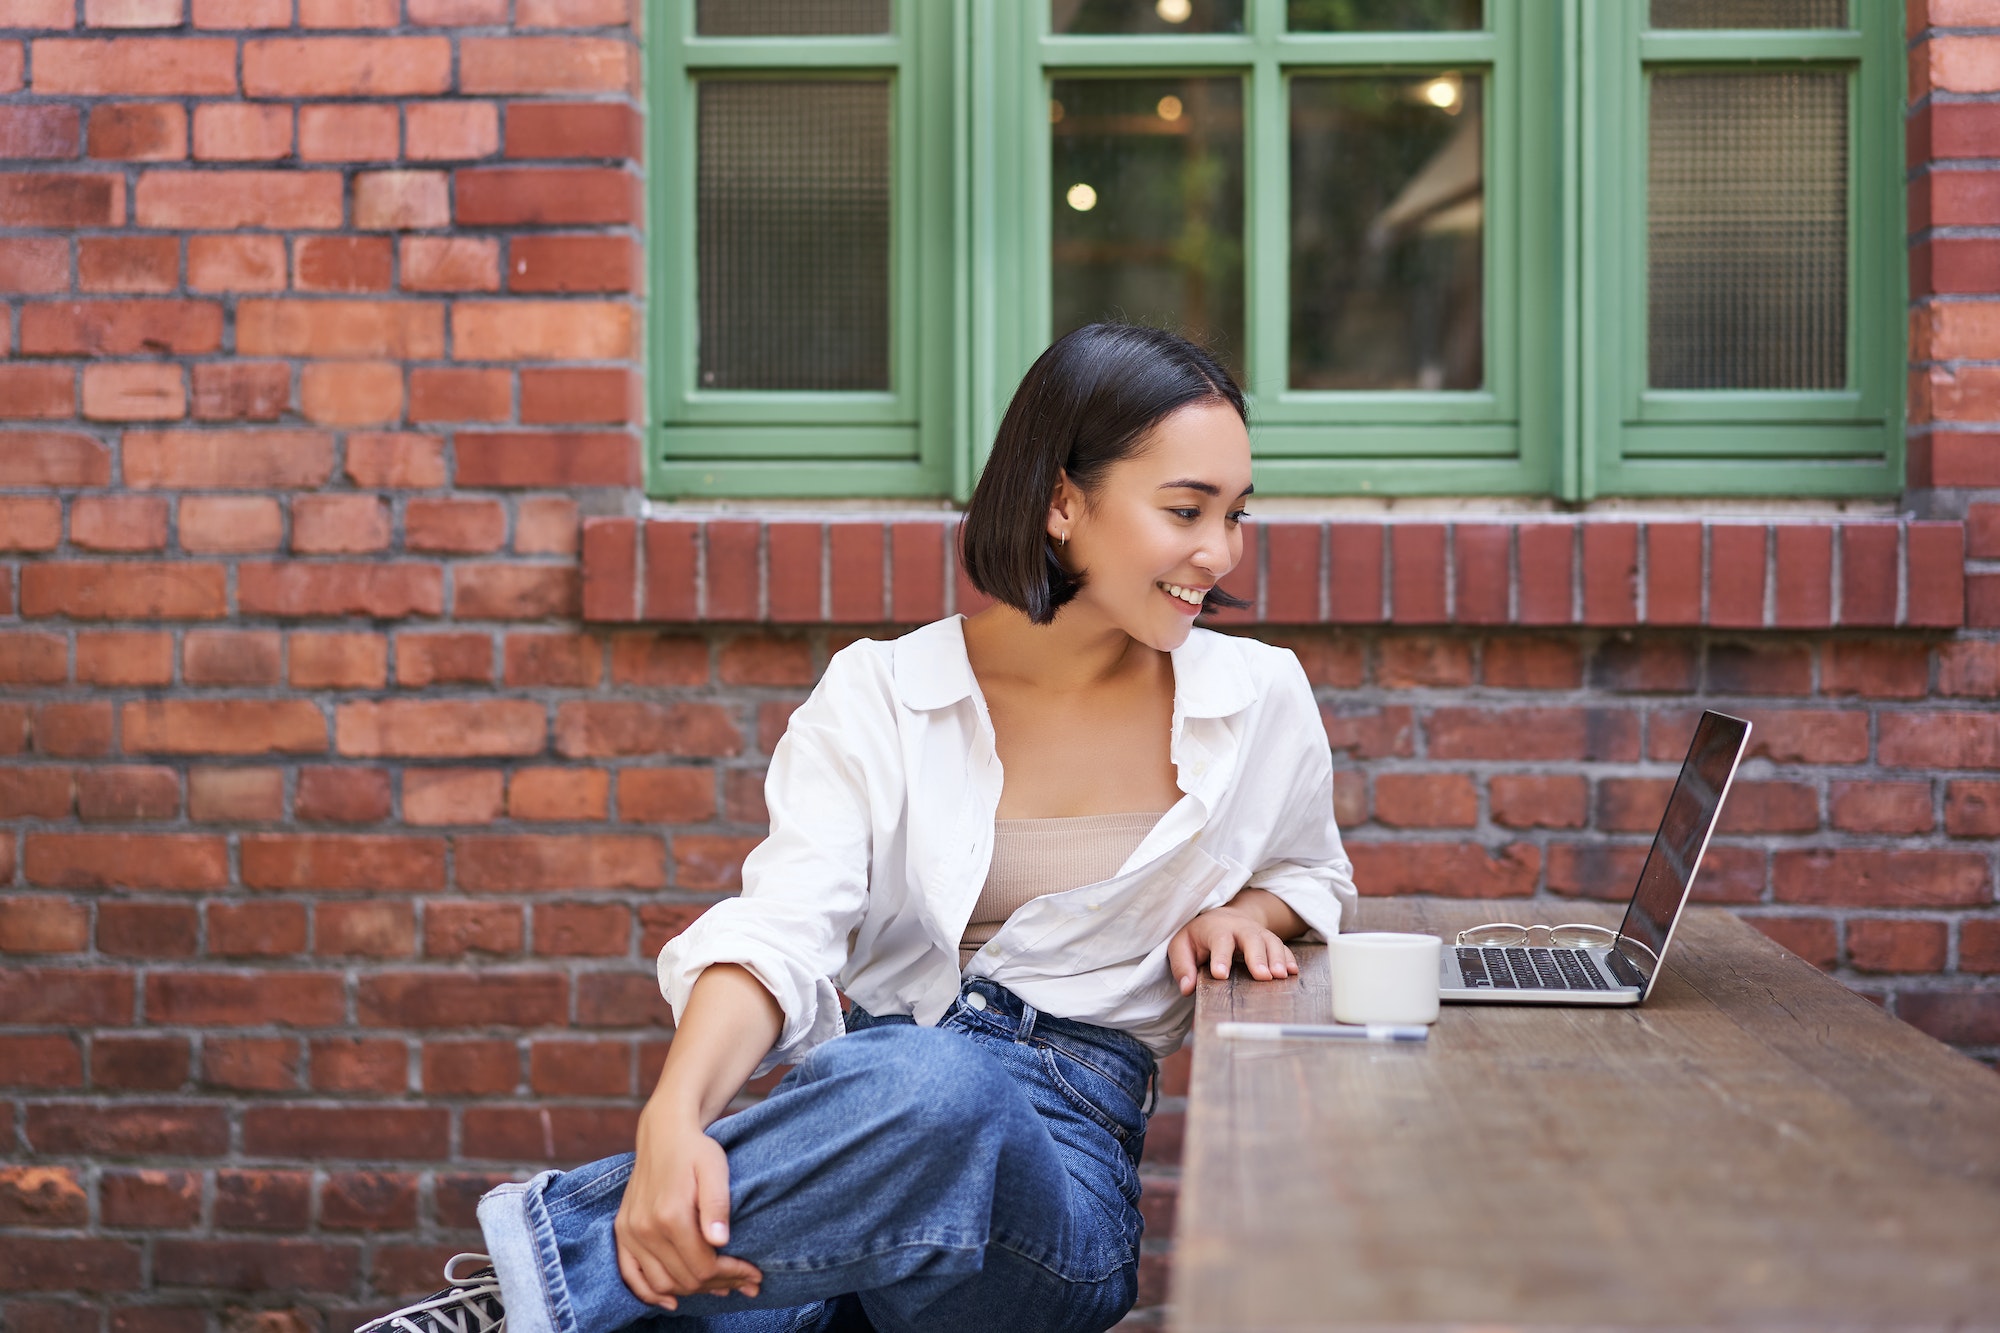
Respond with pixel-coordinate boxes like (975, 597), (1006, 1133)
(581, 516), (1968, 630)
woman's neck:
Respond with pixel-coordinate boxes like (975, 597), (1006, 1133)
(961, 603), (1162, 698)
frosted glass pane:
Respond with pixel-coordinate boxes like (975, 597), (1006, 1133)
(1052, 0), (1245, 34)
(1648, 71), (1847, 390)
(1651, 0), (1844, 28)
(1290, 74), (1483, 390)
(698, 80), (891, 391)
(1288, 0), (1481, 31)
(1050, 77), (1246, 378)
(696, 0), (889, 36)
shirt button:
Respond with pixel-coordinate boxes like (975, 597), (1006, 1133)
(965, 992), (988, 1011)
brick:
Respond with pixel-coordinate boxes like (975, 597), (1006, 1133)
(718, 634), (812, 687)
(243, 37), (452, 96)
(1745, 915), (1838, 969)
(147, 972), (343, 1025)
(25, 1102), (227, 1156)
(0, 896), (88, 952)
(1834, 523), (1899, 627)
(77, 765), (179, 821)
(1946, 780), (2000, 837)
(1773, 849), (1989, 907)
(72, 631), (170, 687)
(179, 495), (284, 552)
(460, 36), (631, 93)
(637, 903), (710, 956)
(410, 366), (510, 422)
(402, 236), (501, 292)
(510, 232), (639, 299)
(1716, 780), (1818, 834)
(456, 564), (579, 619)
(136, 169), (344, 229)
(504, 632), (602, 687)
(320, 1171), (419, 1230)
(1706, 641), (1812, 696)
(422, 1039), (518, 1093)
(297, 102), (397, 162)
(1964, 918), (2000, 973)
(300, 361), (405, 426)
(187, 766), (283, 822)
(86, 0), (185, 23)
(0, 366), (73, 421)
(1444, 523), (1506, 625)
(81, 362), (184, 421)
(31, 702), (113, 757)
(407, 497), (507, 552)
(78, 234), (176, 291)
(671, 833), (763, 891)
(1589, 638), (1697, 693)
(423, 899), (520, 955)
(1728, 708), (1870, 765)
(1319, 704), (1414, 760)
(1880, 712), (2000, 769)
(125, 428), (333, 489)
(0, 970), (129, 1025)
(459, 166), (637, 226)
(406, 767), (506, 825)
(214, 1170), (312, 1232)
(0, 431), (110, 486)
(338, 699), (543, 757)
(292, 493), (392, 555)
(520, 0), (627, 22)
(347, 431), (447, 487)
(1427, 707), (1638, 762)
(404, 99), (498, 161)
(33, 37), (235, 94)
(410, 0), (508, 18)
(22, 299), (218, 355)
(530, 1039), (629, 1097)
(1386, 524), (1445, 624)
(22, 562), (224, 620)
(317, 901), (416, 959)
(1508, 523), (1570, 625)
(618, 768), (714, 824)
(1579, 523), (1638, 625)
(508, 766), (608, 821)
(0, 1165), (88, 1226)
(534, 901), (628, 956)
(396, 632), (493, 687)
(1770, 525), (1834, 628)
(1896, 991), (2000, 1047)
(307, 1037), (405, 1095)
(760, 521), (819, 622)
(1376, 635), (1472, 688)
(151, 1240), (360, 1293)
(822, 522), (881, 623)
(239, 299), (445, 358)
(520, 366), (631, 424)
(201, 1036), (299, 1090)
(122, 699), (326, 755)
(458, 431), (637, 487)
(1371, 773), (1476, 828)
(0, 1239), (142, 1292)
(238, 563), (443, 617)
(192, 103), (292, 160)
(0, 237), (69, 292)
(0, 629), (65, 685)
(1344, 841), (1540, 899)
(100, 1170), (200, 1229)
(242, 834), (446, 891)
(0, 1033), (81, 1090)
(206, 901), (306, 957)
(555, 701), (739, 758)
(358, 972), (567, 1026)
(456, 833), (663, 891)
(505, 101), (640, 160)
(299, 0), (397, 21)
(0, 38), (16, 92)
(1485, 774), (1587, 830)
(296, 235), (393, 292)
(86, 101), (185, 160)
(1822, 640), (1930, 700)
(0, 104), (78, 159)
(0, 768), (73, 819)
(96, 901), (197, 956)
(296, 766), (393, 823)
(91, 1035), (190, 1092)
(1847, 918), (1948, 974)
(186, 233), (286, 291)
(1472, 636), (1574, 690)
(354, 169), (450, 230)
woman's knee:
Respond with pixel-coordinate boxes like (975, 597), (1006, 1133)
(809, 1026), (1018, 1134)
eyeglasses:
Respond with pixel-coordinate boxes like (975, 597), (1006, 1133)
(1455, 922), (1619, 949)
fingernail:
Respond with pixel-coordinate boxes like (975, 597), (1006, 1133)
(707, 1222), (728, 1243)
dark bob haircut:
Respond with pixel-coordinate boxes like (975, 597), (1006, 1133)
(959, 322), (1252, 626)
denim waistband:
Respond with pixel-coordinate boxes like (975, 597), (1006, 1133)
(913, 976), (1159, 1117)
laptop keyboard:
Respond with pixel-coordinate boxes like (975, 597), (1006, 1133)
(1455, 946), (1616, 991)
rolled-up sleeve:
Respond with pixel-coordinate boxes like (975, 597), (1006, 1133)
(1240, 655), (1356, 942)
(656, 650), (876, 1074)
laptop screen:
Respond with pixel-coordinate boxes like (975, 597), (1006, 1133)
(1612, 711), (1751, 994)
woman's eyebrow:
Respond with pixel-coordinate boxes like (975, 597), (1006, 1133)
(1158, 479), (1255, 498)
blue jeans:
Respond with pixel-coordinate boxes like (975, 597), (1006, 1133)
(476, 977), (1156, 1333)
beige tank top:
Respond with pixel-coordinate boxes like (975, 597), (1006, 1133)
(958, 811), (1166, 967)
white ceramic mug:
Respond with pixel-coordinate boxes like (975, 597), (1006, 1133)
(1329, 932), (1443, 1025)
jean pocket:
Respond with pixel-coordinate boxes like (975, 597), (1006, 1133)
(1038, 1042), (1147, 1145)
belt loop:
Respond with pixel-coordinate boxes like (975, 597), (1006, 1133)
(1016, 999), (1039, 1043)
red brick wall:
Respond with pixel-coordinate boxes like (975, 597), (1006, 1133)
(0, 0), (1996, 1327)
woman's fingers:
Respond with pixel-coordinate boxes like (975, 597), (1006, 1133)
(1167, 927), (1201, 994)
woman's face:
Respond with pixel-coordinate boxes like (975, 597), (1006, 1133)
(1053, 399), (1253, 651)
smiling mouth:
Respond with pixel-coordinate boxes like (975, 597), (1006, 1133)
(1158, 580), (1208, 607)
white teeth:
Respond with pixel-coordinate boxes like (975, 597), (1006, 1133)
(1159, 582), (1204, 605)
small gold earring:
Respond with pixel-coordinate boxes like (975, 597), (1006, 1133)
(1059, 531), (1069, 546)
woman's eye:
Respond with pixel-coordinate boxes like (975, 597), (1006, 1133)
(1169, 508), (1200, 520)
(1229, 509), (1250, 524)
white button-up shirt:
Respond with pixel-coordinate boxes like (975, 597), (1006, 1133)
(657, 614), (1357, 1068)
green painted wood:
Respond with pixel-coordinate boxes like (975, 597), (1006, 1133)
(658, 425), (921, 459)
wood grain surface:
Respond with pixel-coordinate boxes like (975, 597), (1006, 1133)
(1171, 902), (2000, 1331)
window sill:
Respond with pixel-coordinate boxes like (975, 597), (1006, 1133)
(581, 515), (1967, 630)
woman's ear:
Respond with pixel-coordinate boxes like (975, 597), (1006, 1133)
(1046, 469), (1081, 543)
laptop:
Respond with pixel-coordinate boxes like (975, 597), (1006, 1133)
(1440, 709), (1752, 1007)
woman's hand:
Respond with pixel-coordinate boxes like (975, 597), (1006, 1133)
(1167, 890), (1303, 995)
(614, 1099), (764, 1309)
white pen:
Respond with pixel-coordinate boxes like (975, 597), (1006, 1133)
(1215, 1021), (1430, 1043)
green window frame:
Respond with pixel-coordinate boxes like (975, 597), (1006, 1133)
(647, 0), (1902, 503)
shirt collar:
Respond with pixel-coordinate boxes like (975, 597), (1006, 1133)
(892, 614), (1257, 720)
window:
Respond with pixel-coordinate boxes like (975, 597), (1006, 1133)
(647, 0), (1901, 502)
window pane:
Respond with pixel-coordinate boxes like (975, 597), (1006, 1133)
(1052, 0), (1245, 34)
(1289, 74), (1483, 391)
(1287, 0), (1481, 31)
(1648, 71), (1846, 391)
(697, 80), (891, 392)
(695, 0), (889, 36)
(1051, 78), (1245, 377)
(1650, 0), (1844, 28)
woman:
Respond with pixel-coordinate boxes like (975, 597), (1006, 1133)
(361, 324), (1356, 1333)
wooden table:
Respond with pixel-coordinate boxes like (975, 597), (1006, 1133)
(1172, 901), (2000, 1331)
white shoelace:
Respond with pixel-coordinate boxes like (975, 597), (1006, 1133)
(357, 1254), (505, 1333)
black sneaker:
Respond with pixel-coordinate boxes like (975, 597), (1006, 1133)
(357, 1254), (505, 1333)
